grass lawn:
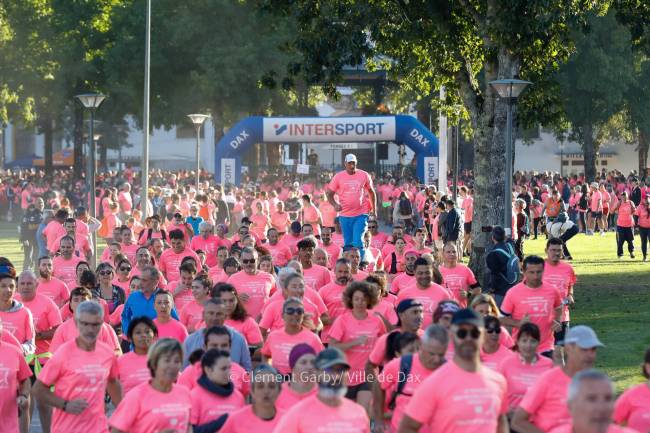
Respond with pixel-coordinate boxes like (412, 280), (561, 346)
(1, 222), (648, 392)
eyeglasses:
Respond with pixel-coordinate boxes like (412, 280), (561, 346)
(284, 307), (304, 315)
(242, 259), (256, 264)
(368, 225), (377, 229)
(456, 327), (481, 340)
(119, 267), (131, 272)
(98, 270), (113, 276)
(486, 327), (501, 334)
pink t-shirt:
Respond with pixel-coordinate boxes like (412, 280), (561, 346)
(220, 405), (286, 433)
(177, 360), (249, 396)
(16, 293), (62, 356)
(165, 284), (194, 312)
(179, 300), (205, 333)
(43, 221), (66, 253)
(496, 353), (553, 411)
(322, 243), (341, 269)
(259, 298), (321, 332)
(250, 213), (270, 240)
(52, 255), (84, 289)
(153, 318), (189, 342)
(462, 196), (474, 222)
(379, 353), (436, 431)
(319, 201), (338, 228)
(116, 351), (150, 395)
(0, 303), (35, 347)
(191, 385), (245, 425)
(369, 329), (424, 366)
(260, 329), (324, 375)
(480, 344), (513, 371)
(370, 232), (389, 250)
(191, 235), (220, 267)
(404, 361), (508, 433)
(548, 424), (638, 433)
(501, 282), (562, 352)
(613, 383), (650, 433)
(439, 264), (478, 307)
(50, 318), (120, 354)
(302, 264), (332, 291)
(37, 278), (70, 307)
(543, 260), (577, 322)
(109, 382), (191, 433)
(273, 394), (369, 433)
(590, 191), (603, 212)
(275, 382), (318, 411)
(318, 282), (347, 320)
(617, 202), (635, 228)
(327, 169), (374, 217)
(226, 271), (275, 319)
(158, 248), (200, 282)
(224, 317), (263, 346)
(519, 366), (572, 432)
(328, 311), (386, 386)
(270, 212), (291, 233)
(371, 296), (398, 326)
(0, 342), (32, 433)
(39, 341), (119, 433)
(396, 284), (453, 327)
(266, 243), (293, 267)
(390, 272), (415, 295)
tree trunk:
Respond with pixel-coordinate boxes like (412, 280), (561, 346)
(43, 114), (54, 176)
(462, 48), (519, 286)
(639, 130), (649, 179)
(73, 106), (84, 179)
(582, 123), (597, 182)
(100, 139), (108, 172)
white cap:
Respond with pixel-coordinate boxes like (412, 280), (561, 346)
(344, 154), (357, 163)
(564, 325), (604, 349)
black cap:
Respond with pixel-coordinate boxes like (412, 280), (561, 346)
(451, 308), (483, 328)
(290, 221), (302, 233)
(314, 347), (350, 370)
(396, 299), (423, 314)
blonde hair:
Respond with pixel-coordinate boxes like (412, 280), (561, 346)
(470, 293), (500, 317)
(147, 338), (183, 377)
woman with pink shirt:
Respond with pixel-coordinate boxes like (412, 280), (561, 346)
(117, 317), (157, 395)
(497, 322), (552, 420)
(0, 265), (35, 356)
(112, 258), (132, 296)
(301, 195), (323, 236)
(109, 338), (192, 433)
(613, 192), (636, 259)
(480, 315), (513, 370)
(213, 283), (263, 348)
(250, 202), (271, 242)
(275, 344), (318, 411)
(190, 349), (245, 431)
(613, 347), (650, 432)
(636, 195), (650, 261)
(270, 201), (291, 234)
(329, 280), (387, 412)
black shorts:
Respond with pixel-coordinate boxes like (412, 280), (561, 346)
(345, 381), (370, 400)
(464, 222), (472, 233)
(554, 321), (570, 345)
(591, 211), (603, 219)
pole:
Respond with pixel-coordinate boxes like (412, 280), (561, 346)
(141, 0), (151, 219)
(504, 98), (513, 235)
(89, 109), (97, 267)
(438, 86), (448, 192)
(560, 145), (564, 177)
(195, 124), (201, 193)
(453, 121), (460, 201)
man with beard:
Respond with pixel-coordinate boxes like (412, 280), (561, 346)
(273, 347), (369, 433)
(512, 326), (604, 433)
(51, 237), (83, 289)
(36, 256), (70, 307)
(318, 258), (352, 336)
(265, 228), (292, 267)
(158, 229), (200, 282)
(399, 309), (508, 433)
(374, 324), (449, 433)
(367, 219), (388, 250)
(226, 247), (275, 320)
(389, 250), (418, 295)
(342, 246), (368, 281)
(320, 227), (341, 270)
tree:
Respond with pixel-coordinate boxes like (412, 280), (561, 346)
(259, 0), (609, 279)
(552, 12), (634, 181)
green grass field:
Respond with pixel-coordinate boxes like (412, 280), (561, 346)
(1, 222), (648, 392)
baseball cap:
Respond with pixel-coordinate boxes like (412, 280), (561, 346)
(344, 154), (357, 163)
(404, 248), (420, 257)
(315, 347), (350, 370)
(396, 299), (423, 314)
(451, 308), (483, 328)
(564, 325), (604, 349)
(290, 221), (302, 233)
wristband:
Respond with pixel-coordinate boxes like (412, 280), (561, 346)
(62, 400), (68, 412)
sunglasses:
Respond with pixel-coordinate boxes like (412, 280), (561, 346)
(284, 307), (305, 315)
(486, 327), (501, 334)
(242, 259), (256, 264)
(368, 225), (377, 229)
(456, 327), (481, 340)
(119, 267), (131, 272)
(98, 270), (113, 276)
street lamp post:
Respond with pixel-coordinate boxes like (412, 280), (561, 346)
(75, 93), (106, 267)
(141, 0), (151, 219)
(559, 141), (565, 177)
(489, 79), (531, 235)
(187, 114), (210, 193)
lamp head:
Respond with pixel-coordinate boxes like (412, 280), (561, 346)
(187, 114), (210, 126)
(488, 79), (532, 99)
(75, 93), (106, 109)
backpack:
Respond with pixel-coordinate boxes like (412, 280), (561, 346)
(493, 243), (520, 285)
(398, 198), (413, 216)
(521, 213), (530, 236)
(388, 353), (413, 410)
(578, 194), (588, 210)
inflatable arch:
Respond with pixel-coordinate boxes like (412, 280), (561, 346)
(215, 115), (439, 185)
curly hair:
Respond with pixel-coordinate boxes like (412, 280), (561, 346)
(342, 281), (379, 310)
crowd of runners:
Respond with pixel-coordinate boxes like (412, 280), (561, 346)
(0, 157), (648, 433)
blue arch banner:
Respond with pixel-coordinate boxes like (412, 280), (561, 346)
(215, 115), (439, 184)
